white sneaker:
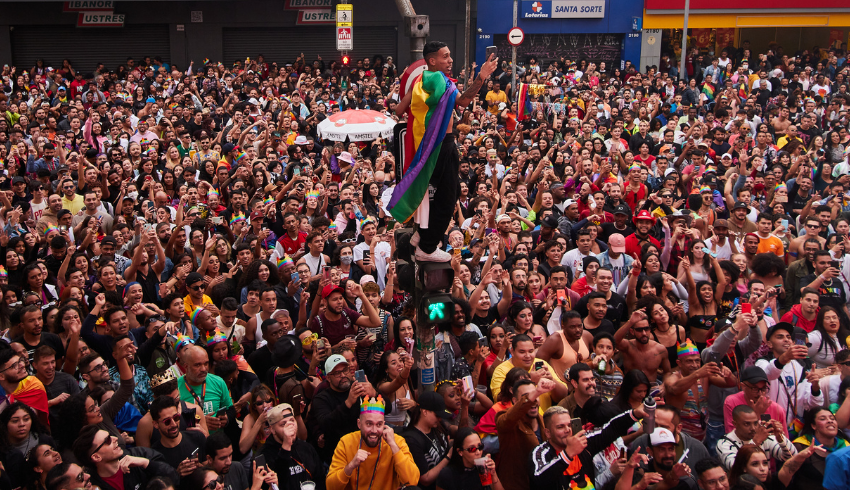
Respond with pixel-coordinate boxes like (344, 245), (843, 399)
(409, 231), (420, 247)
(415, 246), (452, 262)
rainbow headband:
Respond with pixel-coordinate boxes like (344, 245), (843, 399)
(677, 339), (700, 358)
(174, 333), (194, 353)
(190, 307), (205, 326)
(0, 266), (7, 278)
(208, 188), (220, 199)
(204, 328), (227, 346)
(774, 182), (787, 191)
(230, 213), (245, 225)
(306, 190), (320, 200)
(264, 196), (274, 205)
(235, 152), (247, 164)
(360, 395), (386, 414)
(359, 218), (374, 229)
(45, 224), (60, 236)
(700, 186), (712, 193)
(328, 223), (337, 231)
(629, 164), (641, 172)
(277, 255), (294, 270)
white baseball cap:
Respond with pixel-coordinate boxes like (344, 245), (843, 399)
(650, 428), (676, 446)
(324, 354), (349, 374)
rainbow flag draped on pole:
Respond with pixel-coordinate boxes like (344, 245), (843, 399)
(387, 70), (458, 224)
(517, 83), (534, 121)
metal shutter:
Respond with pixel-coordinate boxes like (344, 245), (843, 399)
(223, 26), (398, 67)
(11, 25), (170, 75)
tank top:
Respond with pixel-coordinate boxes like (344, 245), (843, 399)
(385, 387), (410, 426)
(652, 325), (682, 370)
(254, 312), (267, 349)
(549, 330), (590, 383)
(679, 380), (707, 441)
(303, 253), (326, 275)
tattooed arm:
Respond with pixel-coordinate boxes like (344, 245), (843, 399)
(456, 54), (499, 108)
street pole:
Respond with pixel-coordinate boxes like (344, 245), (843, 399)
(679, 0), (690, 80)
(464, 0), (471, 87)
(511, 0), (517, 101)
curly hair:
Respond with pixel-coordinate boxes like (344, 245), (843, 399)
(750, 253), (786, 278)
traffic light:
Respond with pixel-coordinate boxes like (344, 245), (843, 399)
(342, 54), (350, 66)
(420, 292), (453, 324)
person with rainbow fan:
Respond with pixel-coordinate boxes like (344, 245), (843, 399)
(389, 41), (498, 262)
(327, 395), (419, 490)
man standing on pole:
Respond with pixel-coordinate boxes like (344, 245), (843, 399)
(390, 43), (498, 262)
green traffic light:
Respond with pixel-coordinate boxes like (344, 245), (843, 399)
(428, 303), (446, 321)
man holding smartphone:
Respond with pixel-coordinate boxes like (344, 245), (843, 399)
(149, 395), (207, 476)
(716, 405), (796, 470)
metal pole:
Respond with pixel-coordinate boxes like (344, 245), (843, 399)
(679, 0), (690, 80)
(511, 0), (517, 101)
(464, 0), (471, 87)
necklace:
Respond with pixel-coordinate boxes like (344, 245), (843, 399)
(355, 437), (381, 490)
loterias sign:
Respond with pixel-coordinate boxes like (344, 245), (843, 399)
(521, 0), (606, 19)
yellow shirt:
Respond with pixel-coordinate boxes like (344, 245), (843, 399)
(62, 194), (86, 215)
(485, 90), (508, 115)
(184, 294), (213, 317)
(327, 431), (420, 490)
(490, 358), (567, 415)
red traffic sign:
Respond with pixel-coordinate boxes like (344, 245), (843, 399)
(508, 27), (525, 46)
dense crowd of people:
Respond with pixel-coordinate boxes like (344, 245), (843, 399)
(0, 37), (847, 490)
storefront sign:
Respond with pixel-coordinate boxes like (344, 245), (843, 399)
(283, 0), (333, 10)
(77, 11), (124, 26)
(521, 0), (606, 19)
(297, 9), (334, 24)
(63, 1), (113, 11)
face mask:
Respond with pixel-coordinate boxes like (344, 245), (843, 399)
(340, 256), (353, 265)
(127, 191), (138, 200)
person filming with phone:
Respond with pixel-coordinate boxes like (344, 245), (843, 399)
(716, 405), (796, 470)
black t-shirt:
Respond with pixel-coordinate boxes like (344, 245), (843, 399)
(436, 464), (489, 490)
(14, 332), (65, 364)
(574, 292), (628, 329)
(247, 345), (274, 380)
(600, 223), (635, 243)
(401, 428), (450, 490)
(151, 430), (207, 468)
(471, 305), (500, 328)
(800, 275), (847, 314)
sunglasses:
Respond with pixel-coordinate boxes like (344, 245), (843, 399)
(189, 284), (206, 291)
(254, 399), (273, 407)
(202, 476), (224, 490)
(301, 333), (318, 346)
(159, 413), (181, 426)
(90, 435), (113, 456)
(632, 327), (651, 333)
(463, 443), (484, 453)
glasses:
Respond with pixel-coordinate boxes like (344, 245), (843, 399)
(86, 401), (100, 413)
(301, 333), (318, 346)
(463, 443), (484, 453)
(632, 327), (651, 333)
(327, 369), (348, 379)
(189, 284), (206, 291)
(86, 363), (108, 374)
(254, 398), (273, 407)
(839, 361), (850, 367)
(202, 476), (224, 490)
(159, 414), (182, 426)
(806, 224), (820, 228)
(0, 358), (23, 373)
(743, 383), (769, 394)
(90, 435), (113, 456)
(73, 471), (87, 484)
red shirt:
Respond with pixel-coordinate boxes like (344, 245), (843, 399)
(624, 233), (660, 260)
(277, 232), (306, 256)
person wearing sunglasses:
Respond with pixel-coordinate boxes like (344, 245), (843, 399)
(44, 462), (93, 490)
(435, 427), (501, 490)
(71, 425), (178, 490)
(184, 272), (216, 320)
(149, 396), (208, 476)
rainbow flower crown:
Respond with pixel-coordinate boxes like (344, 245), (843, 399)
(230, 213), (245, 225)
(328, 223), (337, 230)
(306, 190), (320, 200)
(361, 395), (386, 414)
(208, 188), (220, 198)
(774, 182), (787, 191)
(264, 196), (274, 205)
(45, 224), (60, 236)
(189, 307), (205, 326)
(205, 327), (227, 346)
(629, 164), (641, 172)
(676, 339), (699, 358)
(174, 333), (194, 353)
(0, 266), (7, 278)
(235, 152), (247, 164)
(700, 186), (712, 193)
(359, 218), (374, 229)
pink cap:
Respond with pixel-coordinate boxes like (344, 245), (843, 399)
(609, 233), (626, 253)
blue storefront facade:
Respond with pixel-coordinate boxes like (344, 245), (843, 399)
(475, 0), (643, 73)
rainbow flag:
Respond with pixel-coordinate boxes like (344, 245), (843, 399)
(701, 83), (715, 101)
(517, 83), (534, 122)
(387, 70), (458, 223)
(9, 376), (49, 425)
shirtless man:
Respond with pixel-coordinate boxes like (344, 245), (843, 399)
(787, 218), (826, 258)
(663, 339), (736, 442)
(614, 310), (672, 385)
(772, 107), (792, 136)
(394, 41), (498, 262)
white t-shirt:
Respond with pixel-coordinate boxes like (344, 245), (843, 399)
(30, 200), (47, 223)
(705, 236), (733, 260)
(561, 248), (591, 280)
(353, 241), (392, 288)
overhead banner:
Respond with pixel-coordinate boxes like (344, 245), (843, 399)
(521, 0), (606, 19)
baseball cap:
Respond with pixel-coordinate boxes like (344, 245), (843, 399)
(359, 275), (377, 286)
(612, 205), (629, 216)
(721, 153), (733, 160)
(732, 202), (748, 211)
(321, 283), (345, 299)
(609, 234), (626, 253)
(766, 322), (794, 341)
(496, 214), (511, 224)
(649, 428), (676, 446)
(324, 354), (349, 374)
(100, 236), (118, 247)
(542, 215), (559, 228)
(222, 143), (236, 154)
(563, 199), (578, 208)
(740, 366), (768, 384)
(185, 272), (205, 286)
(12, 176), (26, 185)
(418, 391), (453, 419)
(713, 219), (730, 229)
(265, 403), (294, 425)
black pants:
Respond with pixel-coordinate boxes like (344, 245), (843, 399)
(418, 133), (459, 253)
